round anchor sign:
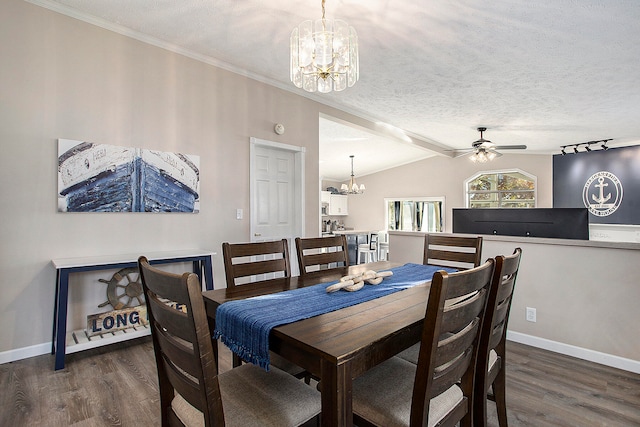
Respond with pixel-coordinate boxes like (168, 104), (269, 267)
(582, 171), (623, 217)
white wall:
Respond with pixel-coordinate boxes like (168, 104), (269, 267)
(0, 0), (327, 357)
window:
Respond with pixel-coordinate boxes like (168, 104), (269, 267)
(466, 170), (536, 208)
(385, 197), (445, 232)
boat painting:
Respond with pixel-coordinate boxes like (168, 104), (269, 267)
(58, 139), (200, 213)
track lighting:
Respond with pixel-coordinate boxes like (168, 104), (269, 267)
(559, 138), (612, 155)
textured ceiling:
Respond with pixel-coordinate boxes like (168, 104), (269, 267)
(33, 0), (640, 180)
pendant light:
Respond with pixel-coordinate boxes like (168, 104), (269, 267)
(340, 155), (365, 194)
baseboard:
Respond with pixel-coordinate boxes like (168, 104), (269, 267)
(0, 342), (51, 365)
(2, 334), (640, 375)
(507, 331), (640, 374)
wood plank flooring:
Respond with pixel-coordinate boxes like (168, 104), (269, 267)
(0, 338), (638, 426)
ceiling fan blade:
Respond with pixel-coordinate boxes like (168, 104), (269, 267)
(494, 145), (527, 150)
(454, 150), (474, 158)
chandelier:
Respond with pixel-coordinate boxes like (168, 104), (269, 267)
(340, 155), (365, 194)
(290, 0), (359, 93)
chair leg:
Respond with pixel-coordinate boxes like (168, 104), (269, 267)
(473, 385), (488, 427)
(493, 368), (509, 427)
(232, 353), (243, 368)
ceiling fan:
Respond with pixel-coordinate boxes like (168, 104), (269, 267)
(456, 127), (527, 162)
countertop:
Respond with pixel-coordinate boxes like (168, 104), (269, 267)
(387, 230), (640, 251)
(331, 229), (379, 235)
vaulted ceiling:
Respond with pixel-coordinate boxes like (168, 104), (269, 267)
(34, 0), (640, 180)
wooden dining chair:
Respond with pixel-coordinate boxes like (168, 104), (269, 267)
(295, 235), (349, 276)
(423, 233), (483, 270)
(222, 240), (309, 379)
(138, 256), (321, 427)
(351, 259), (495, 427)
(222, 239), (291, 288)
(473, 248), (523, 427)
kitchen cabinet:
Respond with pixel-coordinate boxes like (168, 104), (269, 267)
(321, 191), (331, 204)
(329, 194), (348, 215)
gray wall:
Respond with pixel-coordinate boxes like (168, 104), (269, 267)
(341, 153), (553, 232)
(0, 0), (326, 355)
(0, 0), (610, 367)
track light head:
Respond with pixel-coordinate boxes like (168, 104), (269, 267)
(559, 138), (612, 155)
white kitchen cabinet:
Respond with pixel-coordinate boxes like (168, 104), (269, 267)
(321, 191), (331, 204)
(329, 194), (348, 215)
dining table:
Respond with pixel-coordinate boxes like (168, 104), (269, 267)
(202, 260), (445, 427)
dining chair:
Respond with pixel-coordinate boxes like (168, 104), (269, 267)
(357, 232), (378, 264)
(377, 231), (389, 261)
(351, 258), (495, 427)
(222, 239), (291, 288)
(423, 233), (483, 270)
(295, 235), (349, 276)
(473, 248), (523, 427)
(222, 240), (309, 379)
(138, 256), (321, 427)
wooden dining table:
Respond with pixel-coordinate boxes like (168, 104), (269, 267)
(202, 261), (436, 427)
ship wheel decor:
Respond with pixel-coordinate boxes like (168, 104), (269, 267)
(98, 267), (145, 310)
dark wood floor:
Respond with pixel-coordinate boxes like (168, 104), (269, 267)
(1, 338), (638, 426)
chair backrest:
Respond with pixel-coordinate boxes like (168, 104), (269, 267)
(411, 259), (495, 426)
(222, 239), (291, 288)
(138, 256), (224, 427)
(368, 232), (378, 251)
(295, 235), (349, 276)
(474, 248), (523, 421)
(423, 233), (483, 270)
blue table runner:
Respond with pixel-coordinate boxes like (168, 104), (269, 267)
(213, 263), (456, 370)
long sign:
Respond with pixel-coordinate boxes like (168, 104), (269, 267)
(87, 306), (148, 337)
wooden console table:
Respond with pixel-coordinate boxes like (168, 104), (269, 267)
(51, 249), (215, 370)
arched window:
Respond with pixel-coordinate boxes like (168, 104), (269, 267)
(465, 169), (536, 208)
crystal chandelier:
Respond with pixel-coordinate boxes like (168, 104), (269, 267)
(340, 155), (365, 194)
(290, 0), (359, 93)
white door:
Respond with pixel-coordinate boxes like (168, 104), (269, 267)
(250, 138), (305, 276)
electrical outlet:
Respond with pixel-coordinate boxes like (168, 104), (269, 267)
(526, 307), (537, 322)
(236, 209), (243, 220)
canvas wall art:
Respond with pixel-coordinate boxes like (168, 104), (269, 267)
(58, 139), (200, 213)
